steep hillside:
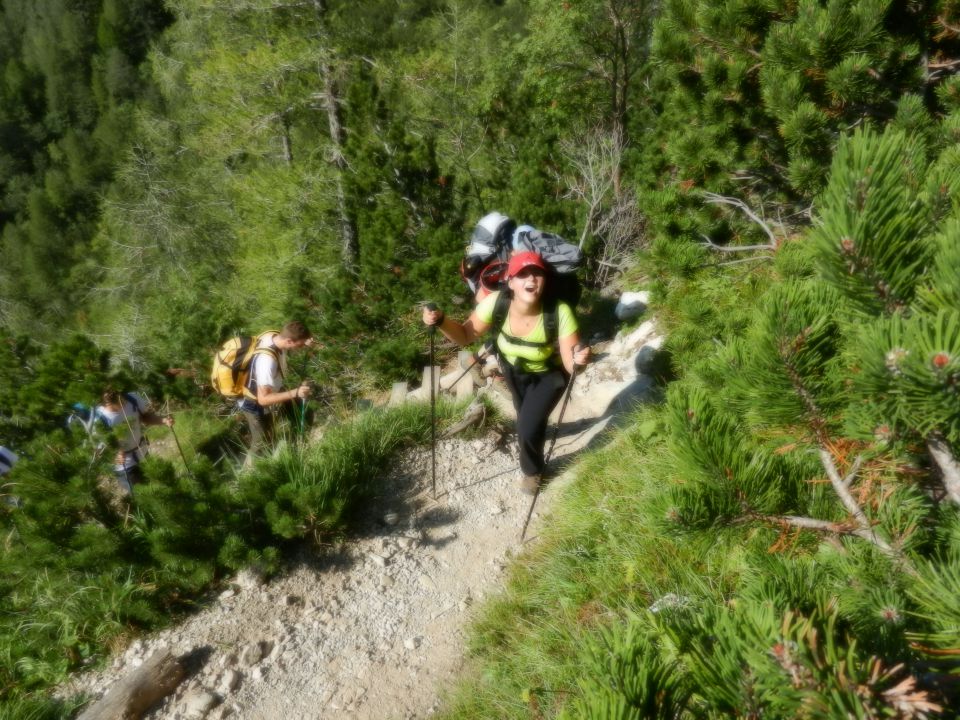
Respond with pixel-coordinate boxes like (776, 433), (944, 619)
(58, 322), (662, 719)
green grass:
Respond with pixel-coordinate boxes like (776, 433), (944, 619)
(437, 405), (715, 719)
(0, 398), (467, 718)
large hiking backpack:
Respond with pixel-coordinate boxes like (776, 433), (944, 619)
(210, 332), (279, 400)
(486, 226), (585, 365)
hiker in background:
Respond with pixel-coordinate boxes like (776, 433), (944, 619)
(0, 446), (17, 477)
(423, 251), (589, 495)
(0, 446), (21, 508)
(240, 321), (314, 463)
(95, 390), (174, 494)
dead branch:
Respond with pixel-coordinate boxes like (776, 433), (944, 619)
(700, 234), (777, 254)
(441, 399), (485, 438)
(818, 448), (897, 556)
(77, 648), (185, 720)
(766, 514), (899, 556)
(701, 191), (780, 249)
(927, 433), (960, 507)
(715, 256), (774, 267)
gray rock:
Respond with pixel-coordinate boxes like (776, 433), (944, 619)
(235, 567), (266, 590)
(614, 291), (650, 321)
(182, 689), (220, 719)
(239, 640), (271, 667)
(217, 669), (241, 694)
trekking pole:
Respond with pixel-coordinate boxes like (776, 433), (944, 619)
(168, 424), (194, 478)
(426, 303), (439, 499)
(444, 341), (493, 394)
(520, 350), (584, 542)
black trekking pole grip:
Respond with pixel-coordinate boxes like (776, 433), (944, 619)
(425, 302), (439, 335)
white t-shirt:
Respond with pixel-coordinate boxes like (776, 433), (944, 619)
(96, 393), (148, 469)
(244, 333), (288, 405)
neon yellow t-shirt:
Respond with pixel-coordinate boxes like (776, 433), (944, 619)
(475, 291), (578, 373)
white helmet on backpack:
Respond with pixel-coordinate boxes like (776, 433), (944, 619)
(467, 212), (516, 258)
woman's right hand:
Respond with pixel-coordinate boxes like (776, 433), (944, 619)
(422, 306), (444, 327)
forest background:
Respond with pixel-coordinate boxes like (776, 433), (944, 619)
(1, 0), (960, 718)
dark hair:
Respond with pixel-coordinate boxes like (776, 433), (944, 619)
(280, 321), (312, 341)
(101, 389), (121, 405)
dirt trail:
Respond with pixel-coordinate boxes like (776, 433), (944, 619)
(59, 320), (661, 720)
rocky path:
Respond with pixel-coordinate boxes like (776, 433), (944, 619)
(59, 320), (661, 720)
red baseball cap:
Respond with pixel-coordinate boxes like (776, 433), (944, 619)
(506, 251), (547, 278)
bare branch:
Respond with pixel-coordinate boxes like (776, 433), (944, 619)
(819, 448), (896, 555)
(560, 126), (646, 285)
(702, 191), (780, 247)
(713, 255), (774, 267)
(927, 433), (960, 507)
(842, 455), (864, 490)
(820, 450), (870, 525)
(700, 233), (777, 254)
(763, 515), (900, 559)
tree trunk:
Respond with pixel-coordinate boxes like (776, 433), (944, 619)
(77, 648), (185, 720)
(312, 0), (358, 270)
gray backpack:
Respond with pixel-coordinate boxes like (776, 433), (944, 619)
(512, 226), (584, 274)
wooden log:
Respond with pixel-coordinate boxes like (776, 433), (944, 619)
(77, 647), (186, 720)
(442, 399), (485, 438)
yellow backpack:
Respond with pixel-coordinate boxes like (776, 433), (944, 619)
(210, 331), (280, 400)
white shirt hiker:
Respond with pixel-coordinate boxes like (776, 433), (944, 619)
(96, 393), (149, 470)
(0, 446), (17, 475)
(244, 332), (288, 406)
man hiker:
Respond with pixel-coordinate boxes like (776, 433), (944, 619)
(240, 321), (314, 463)
(95, 390), (174, 494)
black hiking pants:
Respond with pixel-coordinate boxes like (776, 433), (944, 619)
(501, 362), (567, 476)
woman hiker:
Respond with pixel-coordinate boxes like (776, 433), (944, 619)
(422, 251), (589, 495)
(95, 389), (175, 495)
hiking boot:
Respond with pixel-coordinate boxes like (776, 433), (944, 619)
(520, 473), (541, 495)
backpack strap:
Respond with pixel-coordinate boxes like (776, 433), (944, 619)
(541, 295), (559, 347)
(243, 345), (282, 400)
(122, 392), (144, 416)
(488, 291), (561, 362)
(487, 290), (513, 356)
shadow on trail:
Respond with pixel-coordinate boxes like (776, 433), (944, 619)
(544, 369), (662, 472)
(434, 463), (518, 499)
